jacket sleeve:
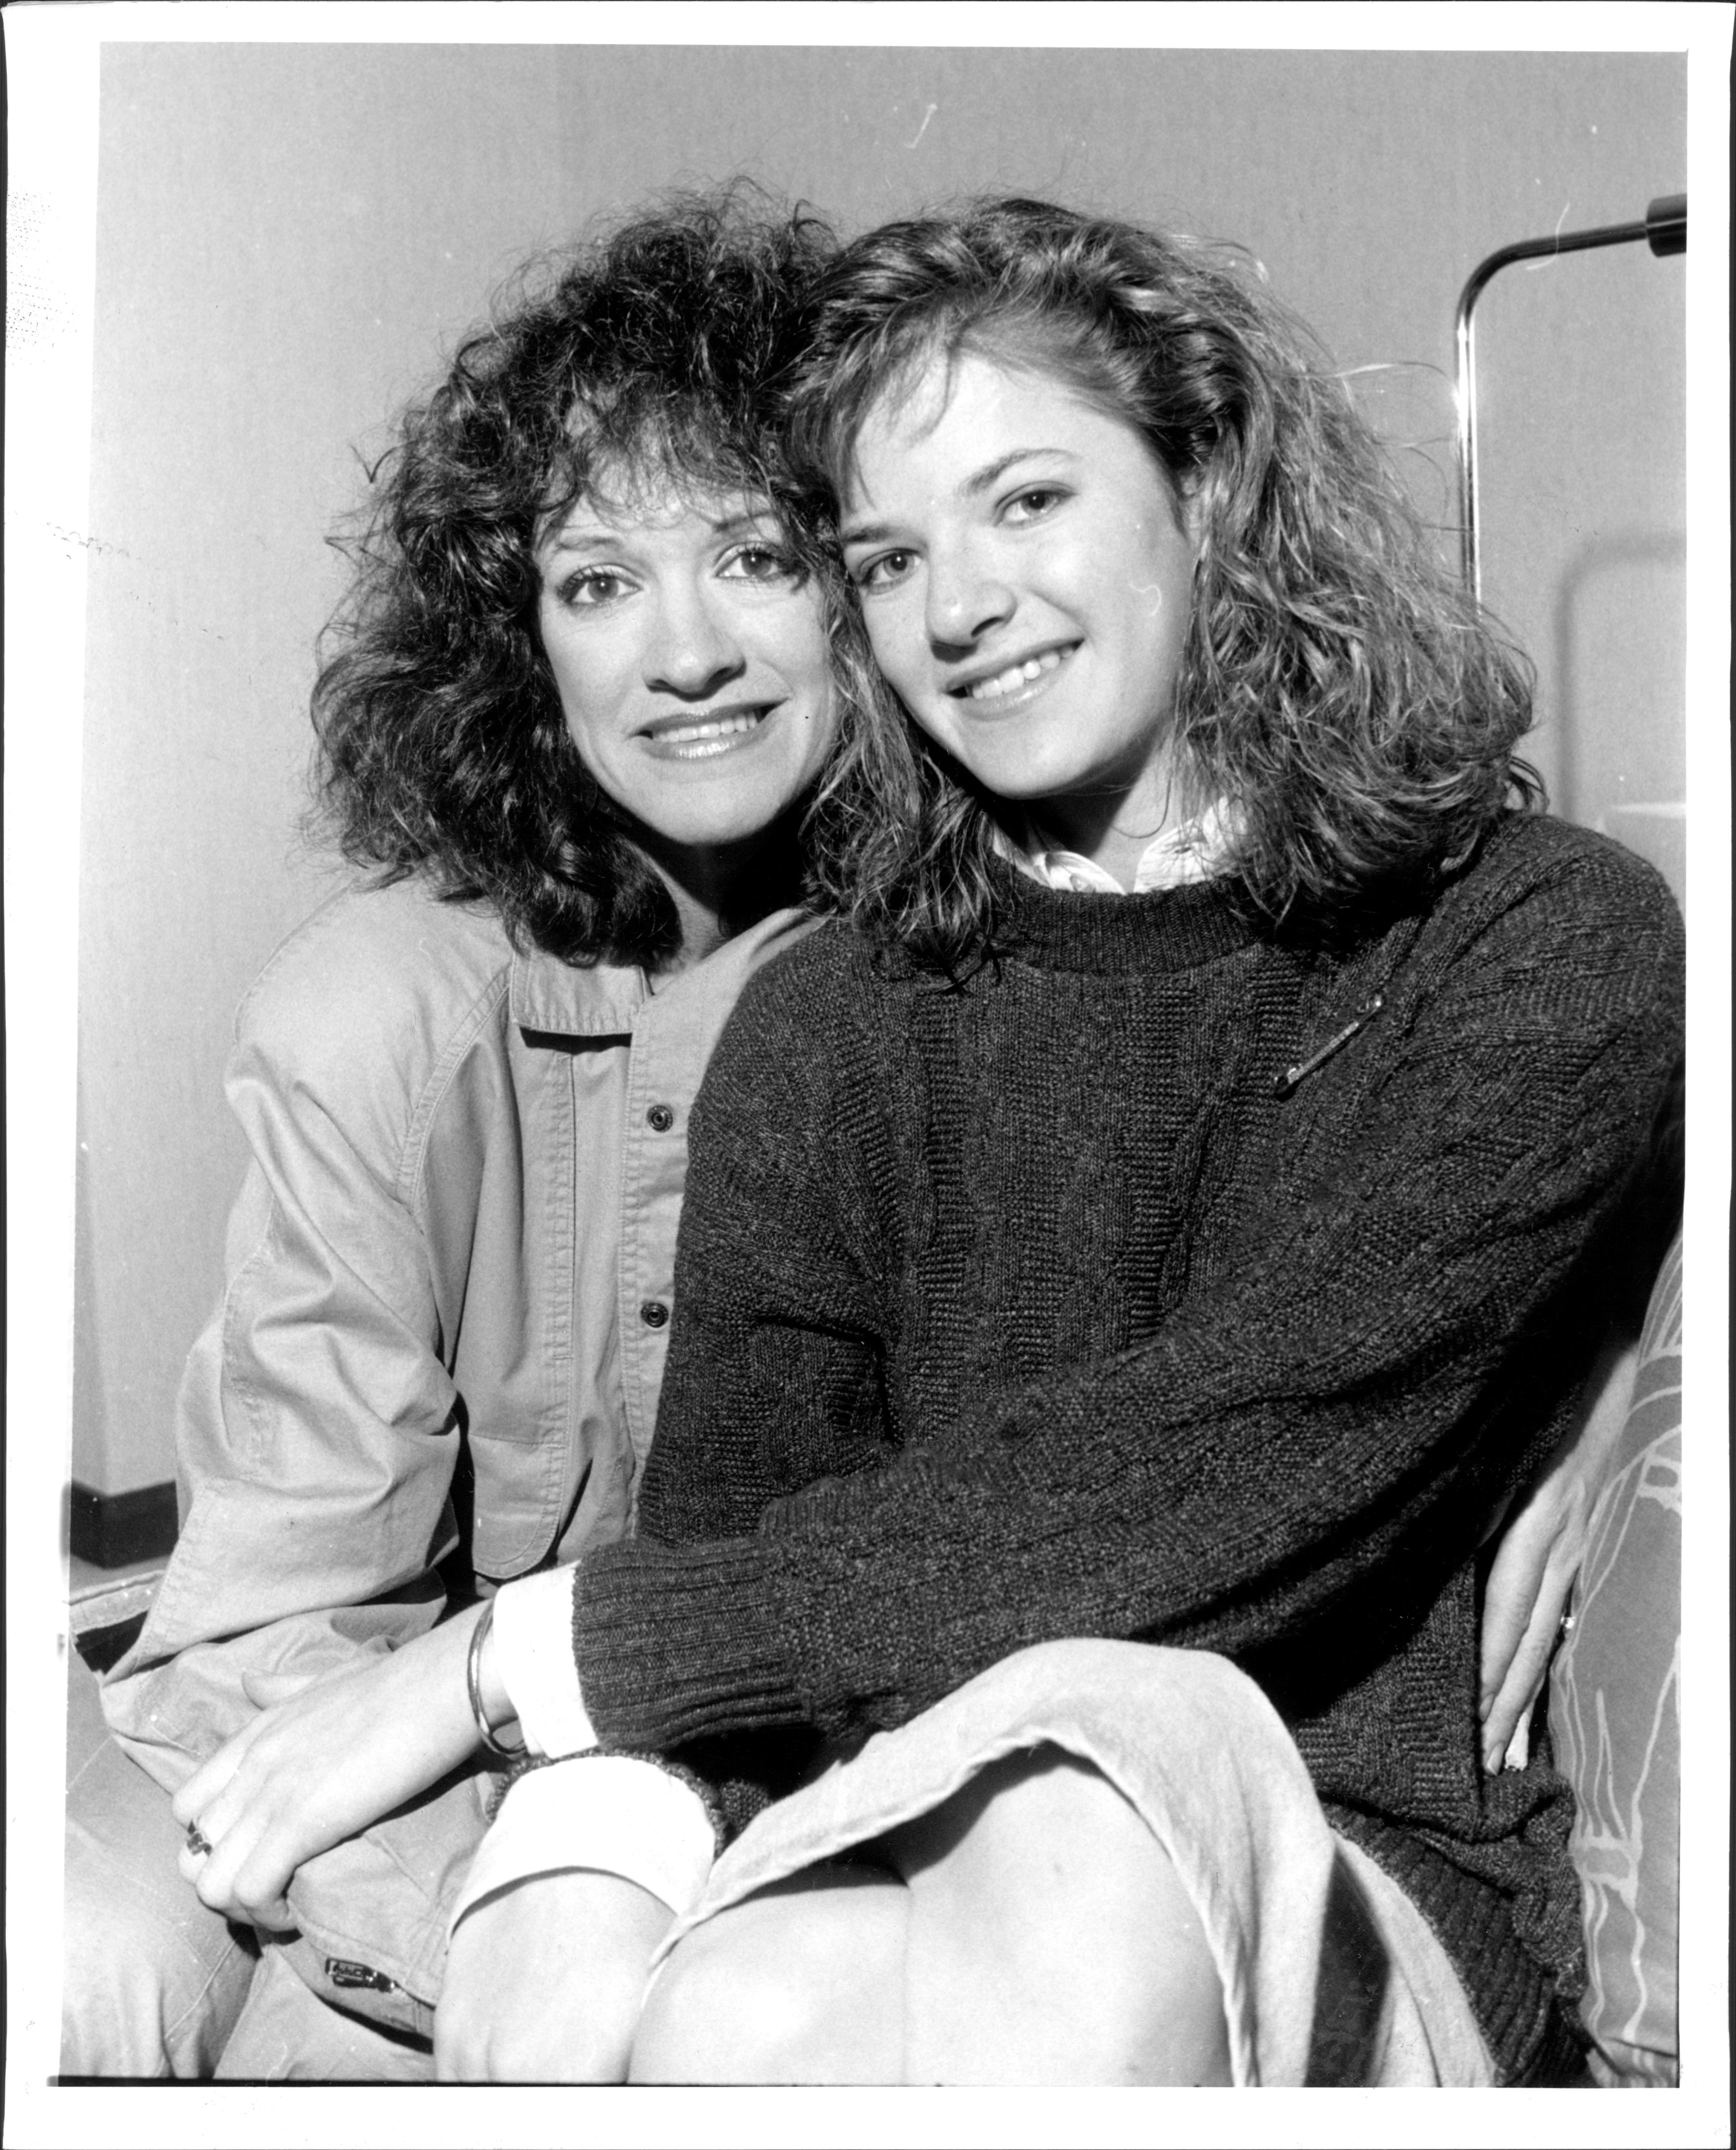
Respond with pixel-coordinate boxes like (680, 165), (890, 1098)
(570, 840), (1685, 1762)
(102, 924), (472, 1800)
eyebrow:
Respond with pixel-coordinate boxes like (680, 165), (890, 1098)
(540, 506), (774, 557)
(841, 448), (1076, 548)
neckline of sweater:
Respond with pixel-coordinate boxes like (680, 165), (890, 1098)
(992, 856), (1266, 974)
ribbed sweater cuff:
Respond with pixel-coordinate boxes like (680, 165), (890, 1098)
(572, 1540), (806, 1751)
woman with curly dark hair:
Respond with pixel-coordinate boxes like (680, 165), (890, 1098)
(440, 199), (1682, 2085)
(63, 193), (852, 2082)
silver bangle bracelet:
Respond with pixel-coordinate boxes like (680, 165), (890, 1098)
(466, 1599), (527, 1761)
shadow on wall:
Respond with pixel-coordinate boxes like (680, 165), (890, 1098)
(1552, 530), (1687, 910)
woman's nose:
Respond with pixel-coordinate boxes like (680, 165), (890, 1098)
(924, 545), (1014, 651)
(645, 585), (746, 697)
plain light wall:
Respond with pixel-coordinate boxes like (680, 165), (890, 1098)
(73, 43), (1686, 1496)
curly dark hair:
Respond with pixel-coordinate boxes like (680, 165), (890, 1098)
(785, 197), (1542, 969)
(311, 189), (847, 968)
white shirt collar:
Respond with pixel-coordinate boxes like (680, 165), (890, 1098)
(1023, 800), (1241, 896)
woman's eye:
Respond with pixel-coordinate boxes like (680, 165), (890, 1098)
(1004, 486), (1066, 523)
(556, 568), (629, 608)
(853, 548), (916, 592)
(723, 543), (799, 584)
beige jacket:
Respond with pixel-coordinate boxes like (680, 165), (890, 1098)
(101, 874), (809, 2026)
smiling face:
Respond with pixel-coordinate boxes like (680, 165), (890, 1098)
(535, 483), (837, 862)
(842, 349), (1199, 851)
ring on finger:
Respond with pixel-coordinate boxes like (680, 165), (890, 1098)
(185, 1822), (214, 1858)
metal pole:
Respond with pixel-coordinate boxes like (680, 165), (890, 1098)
(1453, 195), (1685, 600)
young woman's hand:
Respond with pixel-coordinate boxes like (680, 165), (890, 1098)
(1478, 1334), (1639, 1772)
(435, 1871), (673, 2081)
(170, 1604), (490, 1929)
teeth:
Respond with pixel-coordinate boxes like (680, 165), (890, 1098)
(654, 711), (764, 747)
(963, 649), (1065, 700)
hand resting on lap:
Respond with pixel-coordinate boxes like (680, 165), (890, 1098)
(171, 1604), (492, 1930)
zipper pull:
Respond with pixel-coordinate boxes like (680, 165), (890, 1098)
(1273, 992), (1385, 1100)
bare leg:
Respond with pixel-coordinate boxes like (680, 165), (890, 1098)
(885, 1744), (1231, 2085)
(630, 1745), (1229, 2086)
(628, 1861), (907, 2084)
(436, 1871), (674, 2082)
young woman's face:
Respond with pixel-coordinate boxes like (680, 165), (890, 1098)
(536, 486), (837, 855)
(842, 351), (1198, 825)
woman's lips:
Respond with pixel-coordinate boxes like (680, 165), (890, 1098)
(947, 644), (1077, 709)
(640, 705), (773, 760)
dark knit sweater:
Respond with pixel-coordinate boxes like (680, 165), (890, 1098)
(572, 812), (1684, 2085)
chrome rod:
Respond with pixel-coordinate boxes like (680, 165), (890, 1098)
(1453, 195), (1686, 598)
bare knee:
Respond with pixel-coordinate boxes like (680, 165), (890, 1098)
(629, 1866), (906, 2085)
(631, 1912), (820, 2082)
(892, 1745), (1231, 2085)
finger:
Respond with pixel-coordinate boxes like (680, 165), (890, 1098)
(175, 1826), (291, 1930)
(1478, 1602), (1525, 1715)
(1480, 1519), (1576, 1717)
(1482, 1592), (1574, 1771)
(171, 1728), (258, 1830)
(184, 1817), (254, 1918)
(1478, 1533), (1544, 1710)
(192, 1816), (296, 1931)
(239, 1886), (295, 1932)
(182, 1754), (269, 1864)
(1478, 1531), (1547, 1711)
(228, 1826), (305, 1931)
(171, 1753), (238, 1831)
(1481, 1631), (1551, 1769)
(217, 1776), (332, 1932)
(183, 1788), (287, 1927)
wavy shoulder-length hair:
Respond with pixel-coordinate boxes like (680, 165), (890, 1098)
(311, 190), (849, 968)
(785, 196), (1540, 969)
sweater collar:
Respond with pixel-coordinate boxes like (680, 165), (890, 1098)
(994, 854), (1264, 974)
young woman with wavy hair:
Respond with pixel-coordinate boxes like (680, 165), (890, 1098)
(63, 192), (857, 2082)
(439, 198), (1682, 2087)
(796, 200), (1539, 957)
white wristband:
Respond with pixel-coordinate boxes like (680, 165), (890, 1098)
(489, 1565), (595, 1758)
(449, 1757), (718, 1935)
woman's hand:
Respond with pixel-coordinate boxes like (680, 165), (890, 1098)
(1479, 1335), (1639, 1772)
(171, 1603), (491, 1928)
(435, 1871), (674, 2082)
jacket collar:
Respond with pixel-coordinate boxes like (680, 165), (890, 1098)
(508, 942), (649, 1037)
(506, 905), (818, 1038)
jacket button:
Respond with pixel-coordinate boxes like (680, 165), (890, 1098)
(647, 1104), (675, 1132)
(640, 1300), (669, 1329)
